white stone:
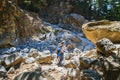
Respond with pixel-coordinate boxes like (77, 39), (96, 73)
(25, 57), (35, 64)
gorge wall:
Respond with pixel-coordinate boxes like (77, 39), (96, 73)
(0, 0), (43, 48)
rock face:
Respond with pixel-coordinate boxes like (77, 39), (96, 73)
(62, 13), (87, 30)
(82, 20), (120, 44)
(18, 0), (91, 25)
(0, 0), (42, 48)
(18, 0), (73, 24)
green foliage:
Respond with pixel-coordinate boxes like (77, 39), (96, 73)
(18, 0), (48, 13)
(91, 0), (120, 21)
(18, 0), (120, 21)
(70, 0), (91, 19)
(70, 0), (120, 21)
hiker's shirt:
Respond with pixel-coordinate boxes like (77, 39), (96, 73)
(57, 46), (64, 57)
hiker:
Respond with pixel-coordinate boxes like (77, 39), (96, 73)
(56, 41), (65, 66)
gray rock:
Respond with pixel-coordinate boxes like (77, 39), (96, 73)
(0, 66), (7, 79)
(42, 50), (51, 55)
(7, 67), (15, 74)
(67, 68), (77, 77)
(82, 70), (102, 80)
(28, 48), (40, 58)
(21, 48), (29, 53)
(62, 13), (86, 29)
(13, 71), (44, 80)
(64, 53), (72, 60)
(33, 62), (42, 72)
(0, 66), (7, 73)
(96, 38), (116, 57)
(48, 45), (57, 51)
(63, 56), (80, 69)
(4, 54), (24, 68)
(51, 53), (57, 60)
(73, 48), (82, 55)
(9, 47), (17, 52)
(25, 57), (36, 64)
(37, 50), (52, 64)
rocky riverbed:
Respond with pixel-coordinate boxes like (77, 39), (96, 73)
(0, 20), (120, 80)
(0, 0), (120, 80)
(0, 21), (94, 58)
(0, 18), (95, 80)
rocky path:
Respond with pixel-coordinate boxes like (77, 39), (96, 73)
(0, 34), (120, 80)
(7, 59), (68, 80)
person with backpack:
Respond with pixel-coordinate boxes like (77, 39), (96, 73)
(56, 41), (65, 66)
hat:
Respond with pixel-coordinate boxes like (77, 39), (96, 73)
(61, 41), (65, 44)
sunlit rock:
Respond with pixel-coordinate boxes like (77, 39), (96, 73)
(0, 65), (7, 73)
(63, 56), (80, 69)
(96, 38), (116, 57)
(37, 50), (52, 64)
(82, 20), (120, 44)
(4, 54), (24, 68)
(25, 57), (36, 64)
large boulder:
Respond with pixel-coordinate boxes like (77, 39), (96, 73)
(4, 54), (24, 68)
(37, 50), (52, 64)
(0, 0), (42, 48)
(81, 70), (102, 80)
(0, 66), (7, 78)
(82, 20), (120, 44)
(96, 38), (116, 57)
(25, 57), (36, 64)
(62, 13), (87, 28)
(99, 55), (120, 80)
(63, 56), (80, 69)
(79, 49), (99, 69)
(67, 68), (80, 79)
(0, 66), (7, 73)
(64, 60), (77, 69)
(28, 48), (40, 58)
(79, 48), (120, 80)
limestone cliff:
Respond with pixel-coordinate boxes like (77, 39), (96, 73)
(0, 0), (42, 48)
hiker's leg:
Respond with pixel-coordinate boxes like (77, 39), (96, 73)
(57, 57), (61, 65)
(59, 56), (64, 66)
